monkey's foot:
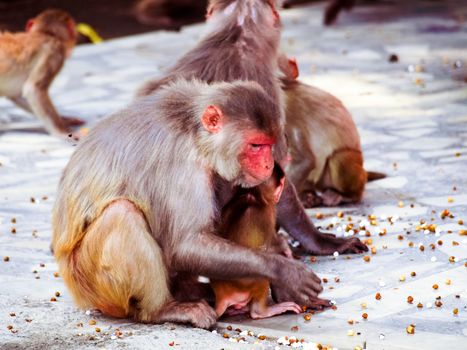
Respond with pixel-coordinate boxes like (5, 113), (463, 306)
(300, 190), (323, 208)
(224, 305), (250, 316)
(152, 300), (217, 329)
(250, 301), (302, 319)
(61, 116), (86, 127)
(304, 296), (333, 311)
(303, 232), (369, 255)
(320, 189), (345, 207)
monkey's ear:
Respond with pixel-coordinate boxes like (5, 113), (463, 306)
(206, 5), (214, 19)
(273, 176), (285, 203)
(67, 19), (77, 40)
(201, 105), (224, 133)
(25, 19), (34, 32)
(288, 57), (299, 80)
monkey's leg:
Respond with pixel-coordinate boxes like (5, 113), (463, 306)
(276, 178), (368, 255)
(321, 149), (367, 205)
(249, 284), (301, 319)
(8, 96), (33, 113)
(286, 139), (323, 207)
(269, 234), (293, 258)
(63, 200), (216, 328)
(324, 0), (356, 25)
(60, 116), (86, 128)
(250, 301), (302, 319)
(22, 83), (69, 136)
(286, 143), (316, 194)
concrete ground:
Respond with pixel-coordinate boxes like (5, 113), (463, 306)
(0, 1), (466, 349)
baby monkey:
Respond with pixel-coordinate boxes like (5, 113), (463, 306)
(212, 164), (301, 319)
(0, 9), (84, 137)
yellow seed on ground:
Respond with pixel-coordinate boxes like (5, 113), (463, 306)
(406, 324), (415, 334)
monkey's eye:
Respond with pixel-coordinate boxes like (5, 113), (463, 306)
(249, 144), (270, 152)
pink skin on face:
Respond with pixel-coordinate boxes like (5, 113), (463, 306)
(238, 133), (275, 186)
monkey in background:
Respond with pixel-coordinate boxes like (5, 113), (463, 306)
(134, 0), (207, 29)
(0, 9), (85, 137)
(212, 164), (328, 318)
(278, 54), (385, 207)
(281, 0), (356, 25)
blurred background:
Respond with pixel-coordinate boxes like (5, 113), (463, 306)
(0, 0), (463, 43)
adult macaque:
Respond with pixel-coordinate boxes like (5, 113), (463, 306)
(278, 55), (385, 207)
(0, 9), (84, 137)
(212, 165), (322, 319)
(137, 0), (368, 262)
(52, 79), (324, 328)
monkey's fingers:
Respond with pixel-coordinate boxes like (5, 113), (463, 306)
(61, 116), (86, 127)
(305, 233), (369, 255)
(339, 237), (369, 254)
(304, 296), (332, 311)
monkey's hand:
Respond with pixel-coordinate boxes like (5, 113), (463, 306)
(270, 256), (325, 307)
(271, 284), (331, 311)
(269, 234), (293, 258)
(301, 233), (368, 255)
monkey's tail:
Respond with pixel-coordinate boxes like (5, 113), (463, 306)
(366, 171), (386, 182)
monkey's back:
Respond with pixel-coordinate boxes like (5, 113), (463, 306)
(52, 91), (213, 259)
(284, 81), (361, 184)
(0, 33), (46, 71)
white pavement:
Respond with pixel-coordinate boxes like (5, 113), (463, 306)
(0, 1), (466, 349)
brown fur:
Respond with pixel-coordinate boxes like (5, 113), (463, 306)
(52, 79), (323, 328)
(212, 166), (302, 319)
(0, 9), (84, 137)
(280, 56), (384, 207)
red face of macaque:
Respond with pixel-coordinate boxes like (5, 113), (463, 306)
(238, 133), (275, 187)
